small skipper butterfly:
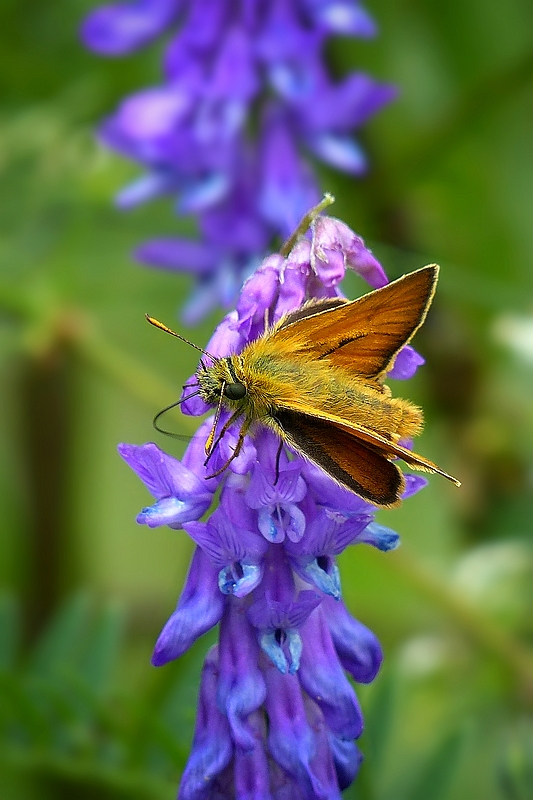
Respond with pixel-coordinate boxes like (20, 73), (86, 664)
(147, 264), (460, 508)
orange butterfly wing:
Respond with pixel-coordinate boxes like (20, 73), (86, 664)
(271, 265), (439, 381)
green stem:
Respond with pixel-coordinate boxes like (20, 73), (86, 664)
(280, 192), (335, 256)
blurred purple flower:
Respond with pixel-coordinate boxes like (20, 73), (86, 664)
(119, 213), (428, 798)
(82, 0), (396, 319)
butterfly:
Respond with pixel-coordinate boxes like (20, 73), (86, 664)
(147, 264), (460, 508)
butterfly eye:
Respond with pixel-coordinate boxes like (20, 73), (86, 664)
(224, 382), (246, 401)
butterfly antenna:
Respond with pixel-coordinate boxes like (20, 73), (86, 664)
(145, 315), (216, 361)
(153, 390), (200, 438)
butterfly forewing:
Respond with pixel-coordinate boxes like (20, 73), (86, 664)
(275, 408), (405, 507)
(270, 265), (439, 381)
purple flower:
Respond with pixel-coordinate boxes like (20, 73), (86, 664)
(119, 212), (430, 798)
(82, 0), (397, 319)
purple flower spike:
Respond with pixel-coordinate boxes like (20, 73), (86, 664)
(118, 210), (434, 798)
(83, 0), (395, 316)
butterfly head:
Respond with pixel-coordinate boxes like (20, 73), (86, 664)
(197, 357), (248, 409)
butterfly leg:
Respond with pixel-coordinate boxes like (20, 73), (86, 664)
(204, 416), (250, 478)
(274, 437), (283, 485)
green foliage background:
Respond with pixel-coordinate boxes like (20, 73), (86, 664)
(1, 1), (533, 798)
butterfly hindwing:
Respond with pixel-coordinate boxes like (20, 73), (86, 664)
(276, 400), (461, 486)
(274, 408), (405, 507)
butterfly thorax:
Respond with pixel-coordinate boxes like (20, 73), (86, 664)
(197, 342), (423, 443)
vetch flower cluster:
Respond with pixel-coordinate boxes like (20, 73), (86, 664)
(119, 212), (427, 798)
(82, 0), (397, 321)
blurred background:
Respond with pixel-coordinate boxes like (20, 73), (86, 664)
(1, 1), (533, 798)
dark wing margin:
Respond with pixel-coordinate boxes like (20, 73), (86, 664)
(276, 297), (348, 330)
(274, 408), (405, 508)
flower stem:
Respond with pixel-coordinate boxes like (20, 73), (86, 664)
(280, 193), (335, 256)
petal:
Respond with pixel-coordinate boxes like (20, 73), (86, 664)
(115, 170), (177, 209)
(358, 522), (400, 551)
(287, 629), (303, 675)
(205, 309), (246, 358)
(260, 631), (288, 674)
(388, 345), (425, 379)
(151, 547), (224, 665)
(178, 172), (230, 214)
(328, 733), (363, 790)
(403, 473), (428, 498)
(323, 596), (382, 682)
(218, 562), (263, 598)
(209, 26), (258, 102)
(275, 467), (307, 504)
(296, 556), (341, 599)
(306, 132), (367, 174)
(259, 105), (320, 235)
(283, 504), (307, 544)
(237, 255), (283, 330)
(118, 441), (208, 500)
(274, 239), (311, 319)
(137, 495), (210, 527)
(306, 0), (377, 37)
(258, 507), (286, 544)
(233, 715), (271, 799)
(301, 73), (398, 132)
(312, 215), (388, 289)
(264, 666), (327, 798)
(299, 607), (363, 739)
(135, 237), (219, 274)
(218, 601), (266, 750)
(81, 0), (179, 56)
(101, 85), (190, 150)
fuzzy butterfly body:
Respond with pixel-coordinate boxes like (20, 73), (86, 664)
(193, 265), (460, 508)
